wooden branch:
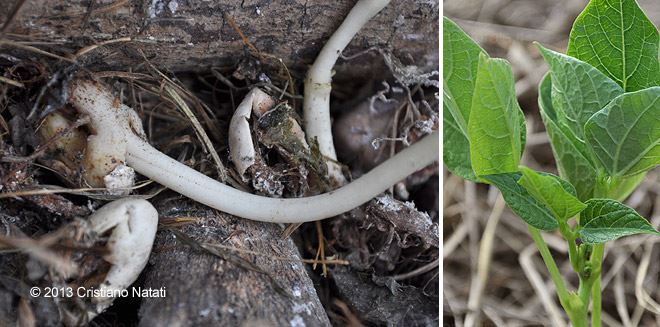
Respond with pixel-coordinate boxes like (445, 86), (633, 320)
(138, 199), (330, 326)
(1, 0), (439, 74)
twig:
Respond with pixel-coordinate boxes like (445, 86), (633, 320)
(448, 17), (556, 43)
(93, 71), (155, 80)
(0, 0), (26, 33)
(464, 195), (505, 327)
(18, 297), (35, 327)
(0, 180), (154, 199)
(164, 85), (229, 183)
(0, 39), (75, 62)
(332, 299), (365, 327)
(634, 241), (660, 314)
(630, 302), (645, 327)
(90, 0), (130, 15)
(443, 219), (470, 258)
(601, 312), (625, 327)
(465, 181), (479, 269)
(72, 37), (131, 59)
(614, 269), (631, 327)
(313, 220), (328, 277)
(392, 258), (439, 281)
(443, 288), (465, 327)
(2, 116), (90, 163)
(223, 13), (262, 58)
(0, 76), (24, 88)
(519, 243), (567, 327)
(525, 132), (550, 147)
(443, 173), (463, 208)
(481, 305), (507, 326)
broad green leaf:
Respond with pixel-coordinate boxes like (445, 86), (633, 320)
(467, 53), (526, 176)
(442, 17), (485, 181)
(443, 17), (485, 121)
(443, 99), (477, 181)
(538, 75), (598, 200)
(567, 0), (660, 91)
(585, 87), (660, 177)
(483, 172), (558, 230)
(579, 199), (660, 244)
(518, 166), (586, 221)
(536, 43), (623, 142)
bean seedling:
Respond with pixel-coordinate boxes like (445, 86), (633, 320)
(444, 0), (660, 325)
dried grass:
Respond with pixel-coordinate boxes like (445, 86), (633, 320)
(445, 0), (660, 325)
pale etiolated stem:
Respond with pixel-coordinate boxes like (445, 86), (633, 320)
(85, 198), (158, 317)
(66, 79), (438, 223)
(228, 88), (275, 178)
(229, 87), (310, 180)
(303, 0), (391, 186)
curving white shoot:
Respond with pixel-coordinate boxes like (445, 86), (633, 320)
(69, 79), (437, 223)
(303, 0), (391, 185)
(126, 130), (437, 223)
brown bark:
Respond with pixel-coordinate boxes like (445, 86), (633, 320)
(1, 0), (439, 74)
(138, 199), (330, 326)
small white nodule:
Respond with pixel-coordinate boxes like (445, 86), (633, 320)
(103, 164), (136, 196)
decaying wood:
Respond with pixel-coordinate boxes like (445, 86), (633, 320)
(1, 0), (439, 74)
(138, 199), (330, 326)
(331, 266), (438, 326)
(366, 195), (439, 249)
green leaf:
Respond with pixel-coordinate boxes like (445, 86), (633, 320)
(536, 43), (623, 143)
(443, 17), (485, 122)
(567, 0), (660, 91)
(443, 98), (477, 181)
(538, 74), (599, 200)
(518, 166), (586, 221)
(442, 17), (485, 181)
(483, 172), (558, 230)
(467, 53), (526, 176)
(579, 199), (660, 244)
(584, 87), (660, 177)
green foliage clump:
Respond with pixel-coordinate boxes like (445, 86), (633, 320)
(443, 0), (660, 325)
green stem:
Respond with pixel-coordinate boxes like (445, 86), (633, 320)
(558, 220), (579, 272)
(573, 268), (596, 325)
(591, 277), (602, 327)
(577, 275), (594, 305)
(527, 226), (571, 310)
(586, 177), (610, 326)
(528, 225), (590, 326)
(590, 244), (605, 327)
